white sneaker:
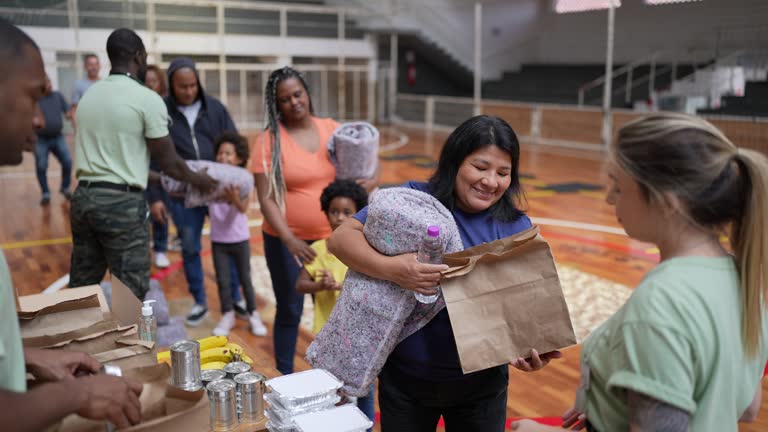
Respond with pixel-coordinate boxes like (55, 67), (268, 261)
(213, 311), (236, 336)
(249, 312), (268, 337)
(154, 252), (170, 269)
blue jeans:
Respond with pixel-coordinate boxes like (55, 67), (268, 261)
(147, 189), (169, 253)
(167, 198), (241, 306)
(34, 134), (71, 196)
(263, 231), (313, 375)
(152, 217), (169, 253)
(357, 383), (376, 432)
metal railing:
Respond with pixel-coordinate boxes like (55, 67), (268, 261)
(0, 0), (372, 38)
(656, 49), (768, 110)
(48, 56), (374, 130)
(7, 0), (379, 129)
(578, 50), (668, 107)
(396, 93), (606, 151)
(395, 93), (768, 154)
(578, 24), (768, 108)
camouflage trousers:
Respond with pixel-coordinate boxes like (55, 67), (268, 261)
(69, 185), (150, 300)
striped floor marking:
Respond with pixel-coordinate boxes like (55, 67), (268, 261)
(1, 236), (73, 249)
(2, 219), (264, 250)
(531, 217), (626, 236)
(526, 190), (557, 198)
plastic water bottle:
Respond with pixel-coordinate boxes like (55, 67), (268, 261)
(415, 225), (444, 304)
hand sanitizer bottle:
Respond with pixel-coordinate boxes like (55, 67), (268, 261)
(139, 300), (157, 343)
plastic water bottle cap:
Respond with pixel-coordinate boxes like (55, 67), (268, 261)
(427, 226), (440, 237)
(142, 300), (156, 317)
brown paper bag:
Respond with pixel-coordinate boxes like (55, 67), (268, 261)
(441, 225), (577, 374)
(24, 320), (155, 370)
(111, 275), (144, 327)
(53, 363), (208, 432)
(18, 285), (110, 338)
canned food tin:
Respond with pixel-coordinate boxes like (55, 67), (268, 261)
(223, 361), (251, 380)
(207, 379), (238, 431)
(170, 340), (202, 391)
(235, 371), (265, 423)
(201, 369), (227, 390)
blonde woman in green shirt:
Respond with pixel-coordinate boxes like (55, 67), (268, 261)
(513, 113), (768, 432)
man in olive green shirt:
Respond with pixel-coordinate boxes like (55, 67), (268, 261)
(70, 28), (216, 299)
(0, 19), (145, 431)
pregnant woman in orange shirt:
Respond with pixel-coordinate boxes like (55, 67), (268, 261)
(252, 66), (377, 374)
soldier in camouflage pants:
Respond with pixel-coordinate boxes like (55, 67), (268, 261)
(69, 186), (150, 299)
(68, 29), (217, 301)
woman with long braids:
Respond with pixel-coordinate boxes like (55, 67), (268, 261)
(251, 66), (377, 374)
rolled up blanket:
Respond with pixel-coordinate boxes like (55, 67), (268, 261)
(160, 160), (253, 208)
(328, 122), (379, 181)
(306, 187), (464, 397)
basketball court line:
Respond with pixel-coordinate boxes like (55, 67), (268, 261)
(531, 217), (626, 236)
(33, 217), (635, 293)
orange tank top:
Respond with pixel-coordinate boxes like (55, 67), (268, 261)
(251, 117), (339, 240)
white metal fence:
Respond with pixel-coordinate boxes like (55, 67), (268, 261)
(7, 0), (380, 129)
(395, 93), (768, 154)
(0, 0), (371, 39)
(48, 54), (374, 130)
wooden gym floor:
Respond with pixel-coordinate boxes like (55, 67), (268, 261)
(1, 126), (764, 431)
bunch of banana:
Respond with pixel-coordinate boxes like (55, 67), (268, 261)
(156, 337), (255, 369)
(156, 335), (228, 364)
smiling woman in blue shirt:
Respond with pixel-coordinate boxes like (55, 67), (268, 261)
(329, 115), (561, 432)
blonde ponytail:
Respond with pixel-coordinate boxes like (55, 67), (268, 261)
(731, 149), (768, 358)
(616, 113), (768, 358)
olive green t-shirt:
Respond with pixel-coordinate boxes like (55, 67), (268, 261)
(74, 74), (169, 189)
(0, 250), (26, 393)
(582, 256), (768, 431)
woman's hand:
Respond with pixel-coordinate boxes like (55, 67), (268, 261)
(562, 406), (587, 430)
(285, 236), (317, 265)
(510, 349), (563, 372)
(387, 253), (448, 295)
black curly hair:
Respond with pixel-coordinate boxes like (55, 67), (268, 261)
(214, 131), (249, 168)
(320, 179), (369, 214)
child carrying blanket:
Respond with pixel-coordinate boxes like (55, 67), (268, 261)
(306, 187), (464, 396)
